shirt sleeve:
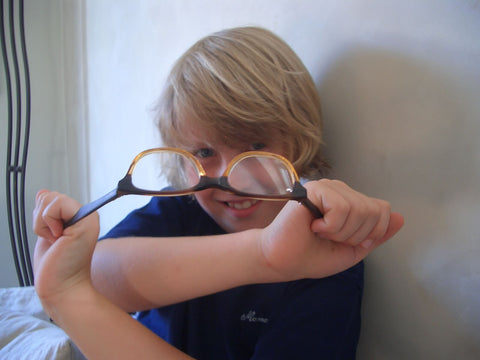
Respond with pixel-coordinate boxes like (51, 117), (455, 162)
(251, 262), (364, 360)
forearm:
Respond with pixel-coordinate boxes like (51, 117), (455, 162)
(91, 229), (280, 312)
(40, 284), (192, 360)
(90, 195), (404, 313)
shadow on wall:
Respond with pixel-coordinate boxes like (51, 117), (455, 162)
(317, 48), (480, 359)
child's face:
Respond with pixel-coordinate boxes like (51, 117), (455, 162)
(179, 123), (288, 233)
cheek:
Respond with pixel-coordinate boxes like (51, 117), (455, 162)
(185, 171), (199, 187)
(183, 162), (201, 188)
(193, 191), (214, 211)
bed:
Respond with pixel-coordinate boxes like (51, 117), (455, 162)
(0, 286), (85, 359)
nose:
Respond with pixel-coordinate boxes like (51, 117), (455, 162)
(206, 157), (230, 178)
(203, 151), (238, 178)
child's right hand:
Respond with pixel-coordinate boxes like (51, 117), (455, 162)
(32, 190), (99, 312)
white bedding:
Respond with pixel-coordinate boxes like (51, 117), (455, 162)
(0, 286), (85, 360)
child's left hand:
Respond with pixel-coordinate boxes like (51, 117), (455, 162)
(32, 190), (99, 311)
(259, 179), (404, 280)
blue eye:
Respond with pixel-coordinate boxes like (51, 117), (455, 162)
(196, 148), (214, 158)
(252, 143), (266, 151)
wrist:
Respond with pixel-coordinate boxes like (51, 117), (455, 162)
(37, 280), (97, 324)
(253, 227), (291, 284)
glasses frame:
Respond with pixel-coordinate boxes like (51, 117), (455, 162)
(64, 147), (322, 227)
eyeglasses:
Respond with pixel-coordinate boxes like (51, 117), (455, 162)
(64, 147), (322, 227)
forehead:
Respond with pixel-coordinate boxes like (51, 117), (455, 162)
(172, 115), (268, 149)
(174, 118), (220, 147)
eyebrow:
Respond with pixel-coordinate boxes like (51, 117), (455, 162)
(178, 142), (214, 154)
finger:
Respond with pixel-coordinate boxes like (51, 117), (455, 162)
(309, 212), (403, 278)
(360, 212), (404, 249)
(357, 200), (391, 247)
(346, 199), (391, 247)
(335, 198), (382, 246)
(34, 191), (65, 240)
(310, 180), (379, 243)
(306, 180), (350, 234)
(33, 190), (57, 242)
(43, 201), (66, 239)
(332, 212), (405, 271)
(36, 189), (50, 201)
(33, 191), (80, 242)
(43, 194), (80, 237)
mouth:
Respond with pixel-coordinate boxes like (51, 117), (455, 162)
(224, 199), (259, 210)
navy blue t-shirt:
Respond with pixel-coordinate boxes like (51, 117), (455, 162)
(102, 196), (364, 359)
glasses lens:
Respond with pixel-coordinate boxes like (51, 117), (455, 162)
(131, 150), (201, 191)
(228, 155), (295, 196)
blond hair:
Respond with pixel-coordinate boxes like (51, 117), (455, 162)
(155, 26), (329, 180)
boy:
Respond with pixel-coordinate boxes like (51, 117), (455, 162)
(34, 27), (403, 359)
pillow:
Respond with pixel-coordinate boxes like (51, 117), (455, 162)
(0, 286), (85, 360)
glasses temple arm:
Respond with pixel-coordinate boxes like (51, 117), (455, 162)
(299, 198), (323, 218)
(63, 189), (121, 228)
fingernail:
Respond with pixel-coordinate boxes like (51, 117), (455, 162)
(36, 189), (49, 201)
(361, 239), (373, 249)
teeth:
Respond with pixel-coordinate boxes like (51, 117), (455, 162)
(227, 199), (258, 210)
